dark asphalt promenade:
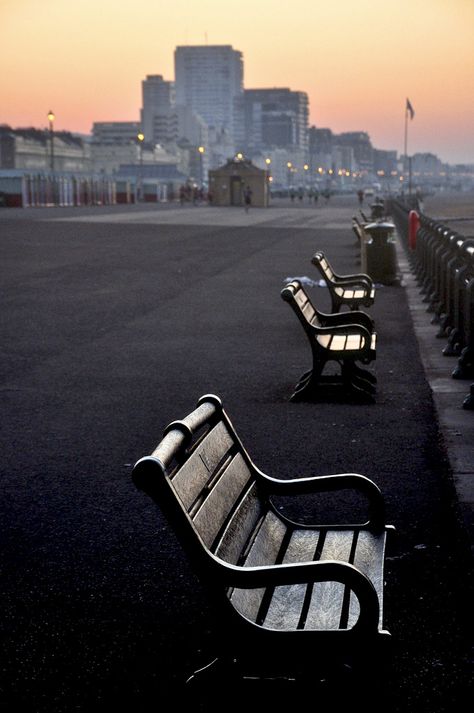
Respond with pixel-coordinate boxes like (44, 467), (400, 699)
(1, 198), (472, 711)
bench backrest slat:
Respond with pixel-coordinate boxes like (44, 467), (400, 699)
(171, 420), (234, 510)
(214, 483), (264, 564)
(166, 414), (267, 565)
(293, 283), (318, 325)
(193, 452), (253, 550)
(319, 255), (334, 280)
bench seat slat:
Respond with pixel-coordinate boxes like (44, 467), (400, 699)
(263, 529), (321, 630)
(334, 287), (376, 301)
(348, 530), (386, 628)
(315, 332), (376, 352)
(229, 511), (287, 623)
(305, 530), (354, 630)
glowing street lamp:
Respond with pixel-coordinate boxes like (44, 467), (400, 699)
(287, 161), (292, 187)
(264, 157), (272, 181)
(137, 132), (145, 156)
(198, 145), (205, 185)
(47, 110), (55, 171)
(137, 132), (145, 201)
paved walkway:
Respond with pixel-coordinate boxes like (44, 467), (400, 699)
(45, 192), (474, 543)
(1, 195), (472, 712)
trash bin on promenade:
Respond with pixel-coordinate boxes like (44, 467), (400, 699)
(370, 201), (385, 220)
(361, 221), (399, 285)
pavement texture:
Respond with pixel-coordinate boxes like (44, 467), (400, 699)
(1, 195), (472, 711)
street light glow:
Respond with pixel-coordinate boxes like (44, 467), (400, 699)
(137, 132), (144, 142)
(198, 145), (205, 154)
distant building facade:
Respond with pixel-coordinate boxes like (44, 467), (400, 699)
(308, 127), (334, 171)
(0, 126), (90, 172)
(174, 45), (243, 140)
(140, 74), (176, 145)
(373, 149), (398, 176)
(92, 122), (140, 145)
(240, 88), (309, 155)
(337, 132), (374, 174)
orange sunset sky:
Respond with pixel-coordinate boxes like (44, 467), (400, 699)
(1, 0), (473, 164)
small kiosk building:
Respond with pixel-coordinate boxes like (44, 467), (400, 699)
(208, 158), (269, 207)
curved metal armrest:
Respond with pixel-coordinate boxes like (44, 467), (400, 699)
(214, 558), (381, 632)
(317, 310), (374, 331)
(258, 472), (385, 529)
(331, 273), (374, 290)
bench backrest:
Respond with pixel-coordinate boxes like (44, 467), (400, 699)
(132, 394), (265, 567)
(313, 252), (335, 282)
(282, 280), (320, 330)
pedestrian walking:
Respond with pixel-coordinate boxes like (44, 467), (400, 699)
(243, 185), (253, 213)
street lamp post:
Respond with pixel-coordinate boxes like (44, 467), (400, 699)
(198, 145), (205, 186)
(287, 161), (292, 188)
(137, 132), (144, 201)
(47, 111), (55, 172)
(265, 157), (271, 177)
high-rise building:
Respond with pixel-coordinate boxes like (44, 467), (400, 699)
(141, 75), (175, 144)
(241, 88), (309, 154)
(174, 45), (243, 138)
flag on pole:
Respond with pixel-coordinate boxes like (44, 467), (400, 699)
(406, 98), (415, 120)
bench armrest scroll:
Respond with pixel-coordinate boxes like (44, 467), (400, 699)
(259, 472), (386, 530)
(317, 310), (374, 331)
(217, 558), (381, 632)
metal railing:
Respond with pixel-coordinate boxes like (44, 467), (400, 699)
(390, 198), (474, 409)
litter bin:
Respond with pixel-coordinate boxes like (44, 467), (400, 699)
(370, 201), (385, 220)
(362, 221), (399, 285)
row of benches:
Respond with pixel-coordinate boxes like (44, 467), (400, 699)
(132, 249), (388, 693)
(282, 251), (377, 403)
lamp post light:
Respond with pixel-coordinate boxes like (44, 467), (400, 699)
(47, 110), (55, 172)
(287, 161), (292, 188)
(198, 145), (205, 186)
(137, 132), (144, 201)
(265, 156), (271, 182)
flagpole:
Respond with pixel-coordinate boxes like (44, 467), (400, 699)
(403, 106), (408, 168)
(404, 103), (408, 174)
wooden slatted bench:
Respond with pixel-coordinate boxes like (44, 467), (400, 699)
(281, 279), (376, 402)
(311, 250), (375, 312)
(132, 394), (393, 688)
(352, 216), (365, 243)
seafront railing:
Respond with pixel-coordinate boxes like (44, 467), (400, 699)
(390, 198), (474, 409)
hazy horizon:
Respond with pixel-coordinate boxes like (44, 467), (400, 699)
(2, 0), (473, 164)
